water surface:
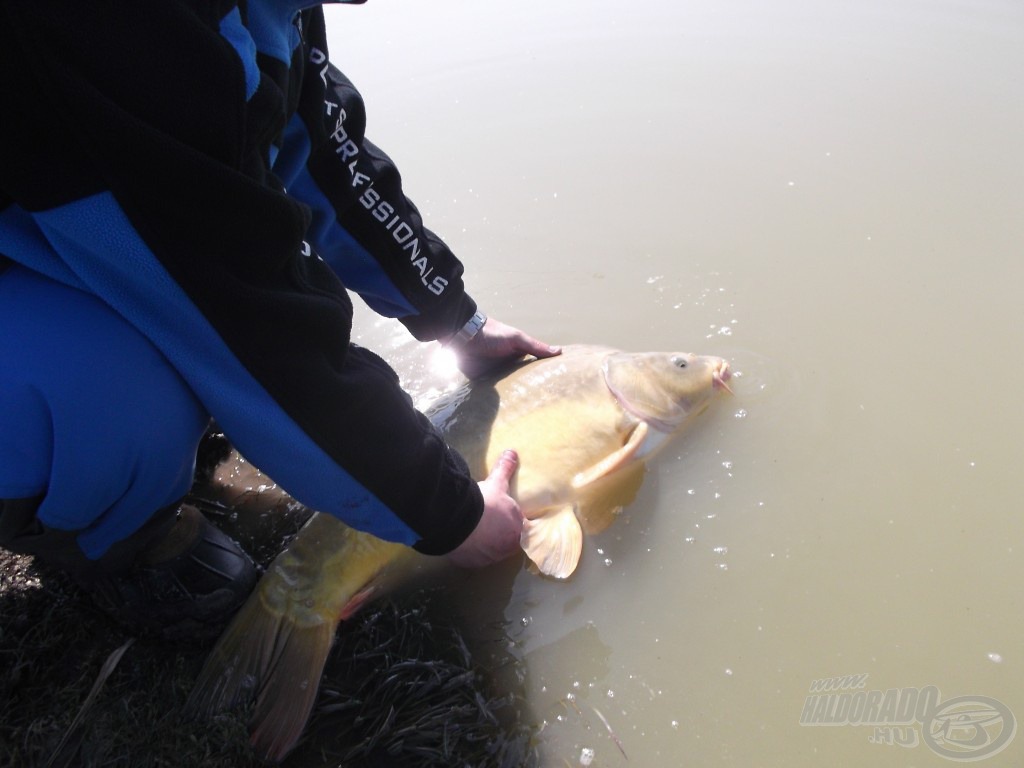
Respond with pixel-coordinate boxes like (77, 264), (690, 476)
(325, 1), (1024, 764)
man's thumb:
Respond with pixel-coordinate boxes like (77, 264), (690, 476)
(489, 449), (519, 488)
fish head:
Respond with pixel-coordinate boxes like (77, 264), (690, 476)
(602, 351), (732, 433)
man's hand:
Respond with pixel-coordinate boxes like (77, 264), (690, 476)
(455, 316), (561, 379)
(447, 450), (524, 568)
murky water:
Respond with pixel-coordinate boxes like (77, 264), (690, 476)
(324, 1), (1024, 765)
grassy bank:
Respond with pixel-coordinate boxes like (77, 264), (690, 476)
(0, 547), (537, 767)
(0, 443), (537, 766)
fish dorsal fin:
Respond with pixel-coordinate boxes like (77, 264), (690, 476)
(571, 421), (649, 490)
(577, 461), (646, 536)
(520, 504), (583, 579)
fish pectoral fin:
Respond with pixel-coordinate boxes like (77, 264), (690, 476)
(578, 461), (647, 536)
(571, 421), (649, 490)
(521, 505), (584, 579)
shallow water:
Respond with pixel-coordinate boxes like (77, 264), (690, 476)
(325, 1), (1024, 765)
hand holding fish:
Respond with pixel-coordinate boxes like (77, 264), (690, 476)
(189, 345), (733, 761)
(451, 315), (562, 379)
(447, 449), (524, 568)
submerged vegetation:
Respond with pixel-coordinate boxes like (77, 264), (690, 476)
(287, 599), (535, 768)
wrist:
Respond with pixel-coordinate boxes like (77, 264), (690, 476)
(444, 311), (487, 349)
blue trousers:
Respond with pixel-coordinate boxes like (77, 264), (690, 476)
(0, 264), (209, 562)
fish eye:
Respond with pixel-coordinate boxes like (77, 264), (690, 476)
(670, 356), (687, 368)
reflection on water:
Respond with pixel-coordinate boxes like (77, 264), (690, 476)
(328, 0), (1024, 765)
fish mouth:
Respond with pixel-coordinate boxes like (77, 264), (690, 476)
(713, 360), (734, 395)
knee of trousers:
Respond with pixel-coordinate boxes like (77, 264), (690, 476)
(0, 265), (210, 562)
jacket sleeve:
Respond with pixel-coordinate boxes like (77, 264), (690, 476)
(0, 0), (482, 555)
(275, 10), (478, 342)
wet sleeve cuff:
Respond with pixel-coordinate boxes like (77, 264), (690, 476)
(410, 449), (484, 556)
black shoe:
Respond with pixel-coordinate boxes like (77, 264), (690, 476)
(84, 505), (258, 642)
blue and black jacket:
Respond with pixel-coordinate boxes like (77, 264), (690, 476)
(0, 0), (484, 555)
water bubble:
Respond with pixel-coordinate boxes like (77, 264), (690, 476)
(580, 747), (595, 766)
(717, 326), (733, 336)
(607, 689), (615, 699)
(988, 652), (1004, 663)
(671, 720), (679, 730)
(725, 668), (734, 676)
(734, 409), (748, 419)
(713, 546), (729, 554)
(604, 558), (614, 567)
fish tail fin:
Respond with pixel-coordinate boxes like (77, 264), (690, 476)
(521, 504), (583, 579)
(186, 587), (277, 718)
(247, 618), (335, 762)
(186, 588), (336, 763)
(246, 585), (381, 760)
